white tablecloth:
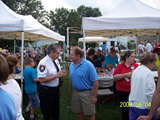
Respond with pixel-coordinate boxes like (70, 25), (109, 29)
(152, 71), (158, 78)
(98, 74), (113, 80)
(14, 74), (23, 80)
(98, 74), (114, 88)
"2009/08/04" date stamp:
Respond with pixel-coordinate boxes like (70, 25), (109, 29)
(120, 102), (151, 108)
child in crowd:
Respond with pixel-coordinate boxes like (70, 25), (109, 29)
(23, 57), (40, 120)
(108, 64), (115, 76)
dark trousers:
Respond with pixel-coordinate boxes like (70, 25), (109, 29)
(39, 85), (59, 120)
(117, 91), (130, 120)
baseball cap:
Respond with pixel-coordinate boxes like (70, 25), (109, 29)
(153, 42), (160, 53)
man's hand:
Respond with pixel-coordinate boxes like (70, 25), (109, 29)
(156, 109), (160, 119)
(91, 96), (97, 104)
(57, 69), (67, 77)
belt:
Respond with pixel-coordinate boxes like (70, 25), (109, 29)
(41, 85), (59, 90)
(76, 89), (91, 92)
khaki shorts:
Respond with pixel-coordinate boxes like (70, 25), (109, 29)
(72, 89), (96, 115)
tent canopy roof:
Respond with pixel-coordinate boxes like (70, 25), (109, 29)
(0, 1), (65, 42)
(102, 0), (160, 18)
(82, 0), (160, 37)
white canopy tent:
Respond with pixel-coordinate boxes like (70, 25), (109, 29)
(78, 37), (109, 43)
(78, 37), (109, 49)
(0, 0), (65, 107)
(78, 37), (121, 53)
(0, 0), (65, 41)
(82, 0), (160, 58)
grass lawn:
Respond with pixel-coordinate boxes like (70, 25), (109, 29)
(22, 72), (122, 120)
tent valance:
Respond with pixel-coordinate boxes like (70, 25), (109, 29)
(84, 29), (160, 37)
(0, 31), (64, 41)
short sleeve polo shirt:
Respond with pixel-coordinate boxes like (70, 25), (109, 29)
(113, 62), (139, 92)
(69, 59), (98, 91)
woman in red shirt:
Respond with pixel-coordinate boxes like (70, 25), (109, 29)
(113, 51), (139, 120)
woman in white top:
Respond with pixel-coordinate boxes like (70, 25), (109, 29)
(1, 55), (24, 120)
(0, 55), (17, 120)
(129, 52), (156, 120)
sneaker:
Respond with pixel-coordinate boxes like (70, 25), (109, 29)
(30, 117), (36, 120)
(30, 114), (39, 120)
(24, 110), (30, 114)
(34, 114), (39, 119)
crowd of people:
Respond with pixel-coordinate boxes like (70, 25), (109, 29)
(1, 41), (160, 120)
(137, 41), (156, 57)
(81, 41), (160, 120)
(0, 44), (65, 120)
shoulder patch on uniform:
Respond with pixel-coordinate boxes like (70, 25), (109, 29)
(39, 65), (46, 72)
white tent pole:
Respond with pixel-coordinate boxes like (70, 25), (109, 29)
(136, 37), (138, 51)
(63, 41), (65, 60)
(21, 32), (24, 109)
(67, 27), (69, 56)
(105, 41), (107, 55)
(83, 29), (86, 59)
(14, 40), (16, 55)
(157, 34), (159, 43)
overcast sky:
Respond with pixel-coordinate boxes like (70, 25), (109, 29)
(41, 0), (160, 15)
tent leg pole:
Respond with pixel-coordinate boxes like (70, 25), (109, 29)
(136, 37), (138, 52)
(21, 32), (24, 110)
(157, 34), (159, 43)
(83, 29), (86, 59)
(14, 40), (16, 55)
(67, 27), (69, 56)
(63, 41), (65, 61)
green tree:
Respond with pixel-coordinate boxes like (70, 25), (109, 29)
(66, 9), (82, 46)
(77, 5), (102, 19)
(49, 5), (102, 46)
(2, 0), (22, 12)
(49, 8), (70, 35)
(49, 8), (82, 46)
